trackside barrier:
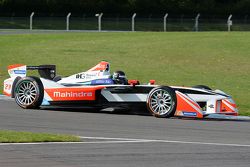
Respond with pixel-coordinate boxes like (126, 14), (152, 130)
(227, 14), (233, 31)
(95, 13), (103, 32)
(30, 12), (34, 30)
(66, 13), (71, 31)
(1, 13), (249, 32)
(132, 13), (136, 32)
(194, 13), (200, 32)
(98, 13), (103, 32)
(163, 13), (168, 32)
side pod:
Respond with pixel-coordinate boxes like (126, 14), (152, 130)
(174, 91), (204, 118)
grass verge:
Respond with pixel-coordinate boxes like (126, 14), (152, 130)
(0, 32), (249, 115)
(0, 130), (81, 143)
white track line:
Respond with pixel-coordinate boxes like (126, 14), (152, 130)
(1, 136), (250, 147)
(78, 136), (146, 141)
(78, 136), (250, 147)
(148, 139), (250, 147)
(0, 140), (146, 146)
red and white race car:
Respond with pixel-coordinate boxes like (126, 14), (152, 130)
(3, 61), (238, 118)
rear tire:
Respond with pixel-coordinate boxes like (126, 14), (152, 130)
(14, 76), (44, 109)
(146, 86), (177, 118)
(11, 76), (21, 98)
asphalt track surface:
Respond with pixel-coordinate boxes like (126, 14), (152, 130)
(0, 97), (250, 167)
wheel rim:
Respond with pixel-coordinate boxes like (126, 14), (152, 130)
(149, 89), (173, 116)
(16, 81), (38, 106)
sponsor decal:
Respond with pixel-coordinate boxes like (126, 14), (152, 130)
(182, 112), (197, 117)
(45, 87), (102, 101)
(76, 73), (98, 79)
(76, 73), (86, 79)
(91, 79), (114, 85)
(53, 91), (93, 98)
(13, 70), (26, 74)
(208, 104), (214, 108)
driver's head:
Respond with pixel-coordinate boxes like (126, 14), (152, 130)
(112, 71), (128, 84)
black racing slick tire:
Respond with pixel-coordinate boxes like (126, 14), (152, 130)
(11, 76), (21, 98)
(14, 76), (44, 109)
(146, 86), (177, 118)
(192, 85), (212, 90)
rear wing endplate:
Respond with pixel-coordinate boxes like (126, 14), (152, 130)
(8, 64), (56, 80)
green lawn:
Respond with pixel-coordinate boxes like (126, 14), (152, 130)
(0, 32), (249, 115)
(0, 130), (80, 143)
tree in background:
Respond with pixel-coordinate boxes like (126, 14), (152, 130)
(0, 0), (249, 16)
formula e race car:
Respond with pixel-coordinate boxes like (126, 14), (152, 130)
(3, 61), (238, 118)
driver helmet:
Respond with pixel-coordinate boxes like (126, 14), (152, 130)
(112, 71), (128, 84)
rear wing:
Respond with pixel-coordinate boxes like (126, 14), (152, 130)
(8, 64), (56, 80)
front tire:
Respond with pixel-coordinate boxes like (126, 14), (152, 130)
(146, 86), (177, 118)
(14, 76), (44, 109)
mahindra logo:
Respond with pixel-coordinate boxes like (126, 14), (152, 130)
(54, 91), (93, 98)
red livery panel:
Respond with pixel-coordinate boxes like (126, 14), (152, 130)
(45, 86), (105, 101)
